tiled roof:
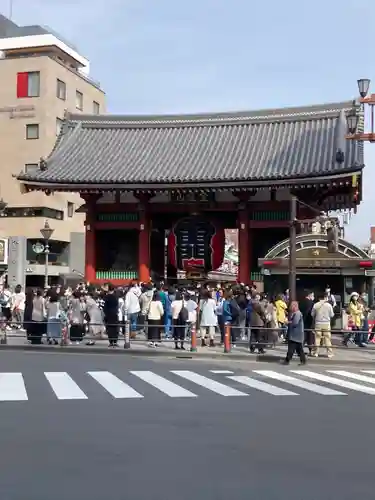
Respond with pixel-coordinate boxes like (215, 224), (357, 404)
(18, 100), (364, 188)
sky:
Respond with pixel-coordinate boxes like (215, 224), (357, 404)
(3, 0), (375, 244)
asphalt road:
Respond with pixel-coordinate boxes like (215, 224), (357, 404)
(0, 351), (374, 500)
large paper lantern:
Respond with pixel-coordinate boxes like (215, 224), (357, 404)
(168, 216), (225, 271)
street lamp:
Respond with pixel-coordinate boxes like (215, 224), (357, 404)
(346, 78), (375, 142)
(346, 109), (359, 135)
(358, 78), (371, 98)
(40, 220), (54, 288)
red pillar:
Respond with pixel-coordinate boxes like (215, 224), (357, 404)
(138, 222), (150, 282)
(248, 227), (253, 281)
(238, 209), (250, 284)
(83, 195), (98, 284)
(137, 198), (151, 282)
(85, 223), (96, 284)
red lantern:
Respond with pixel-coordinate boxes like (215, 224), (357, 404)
(168, 217), (225, 271)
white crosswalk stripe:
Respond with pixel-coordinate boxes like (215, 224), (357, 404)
(45, 372), (88, 400)
(210, 370), (234, 374)
(1, 369), (375, 402)
(171, 370), (248, 396)
(290, 370), (375, 395)
(228, 375), (297, 396)
(88, 371), (143, 399)
(130, 371), (197, 398)
(0, 373), (28, 401)
(254, 370), (346, 396)
(327, 371), (375, 385)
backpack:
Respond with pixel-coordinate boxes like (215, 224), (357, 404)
(178, 300), (189, 324)
(0, 292), (9, 308)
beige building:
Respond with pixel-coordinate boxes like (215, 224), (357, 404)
(0, 15), (105, 284)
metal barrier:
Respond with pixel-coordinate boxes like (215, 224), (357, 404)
(2, 319), (374, 353)
(124, 318), (131, 349)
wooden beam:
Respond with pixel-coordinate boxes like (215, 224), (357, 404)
(346, 132), (375, 142)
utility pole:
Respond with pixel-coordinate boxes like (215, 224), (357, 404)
(288, 194), (297, 303)
(9, 0), (13, 20)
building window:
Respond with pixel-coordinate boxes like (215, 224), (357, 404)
(76, 90), (83, 110)
(25, 163), (39, 174)
(17, 71), (40, 98)
(56, 117), (64, 136)
(67, 202), (74, 218)
(93, 101), (100, 114)
(26, 124), (39, 140)
(56, 79), (66, 100)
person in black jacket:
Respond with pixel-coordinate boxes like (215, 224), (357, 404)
(300, 291), (315, 355)
(23, 288), (36, 343)
(235, 289), (249, 340)
(103, 285), (119, 347)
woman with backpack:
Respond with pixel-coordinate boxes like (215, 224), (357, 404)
(171, 291), (189, 350)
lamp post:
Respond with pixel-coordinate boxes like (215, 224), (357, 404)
(40, 220), (54, 288)
(288, 195), (298, 304)
(346, 78), (375, 141)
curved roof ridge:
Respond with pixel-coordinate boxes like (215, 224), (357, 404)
(66, 100), (354, 128)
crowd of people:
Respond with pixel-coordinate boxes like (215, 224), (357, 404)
(0, 281), (371, 361)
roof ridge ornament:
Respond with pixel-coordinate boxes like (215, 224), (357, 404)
(69, 101), (354, 129)
(39, 157), (47, 171)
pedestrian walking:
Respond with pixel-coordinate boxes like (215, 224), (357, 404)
(103, 284), (119, 347)
(312, 293), (334, 357)
(283, 301), (306, 365)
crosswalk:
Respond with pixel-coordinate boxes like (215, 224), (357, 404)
(2, 369), (375, 402)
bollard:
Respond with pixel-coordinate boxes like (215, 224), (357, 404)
(124, 319), (131, 349)
(0, 328), (7, 345)
(224, 323), (231, 353)
(60, 325), (68, 346)
(190, 321), (197, 352)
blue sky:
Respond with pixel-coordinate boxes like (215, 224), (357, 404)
(6, 0), (375, 244)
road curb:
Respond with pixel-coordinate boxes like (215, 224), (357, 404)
(0, 344), (374, 365)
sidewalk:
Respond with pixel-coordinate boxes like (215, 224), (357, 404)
(2, 330), (375, 365)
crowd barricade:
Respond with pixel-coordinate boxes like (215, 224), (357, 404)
(2, 319), (375, 353)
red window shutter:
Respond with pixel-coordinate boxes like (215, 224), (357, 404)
(17, 72), (28, 98)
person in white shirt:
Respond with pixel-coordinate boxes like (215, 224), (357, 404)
(147, 292), (164, 347)
(325, 287), (336, 308)
(125, 284), (141, 336)
(185, 293), (198, 339)
(199, 289), (218, 347)
(0, 284), (13, 329)
(12, 284), (26, 329)
(311, 294), (334, 358)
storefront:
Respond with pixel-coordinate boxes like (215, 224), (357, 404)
(258, 233), (374, 306)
